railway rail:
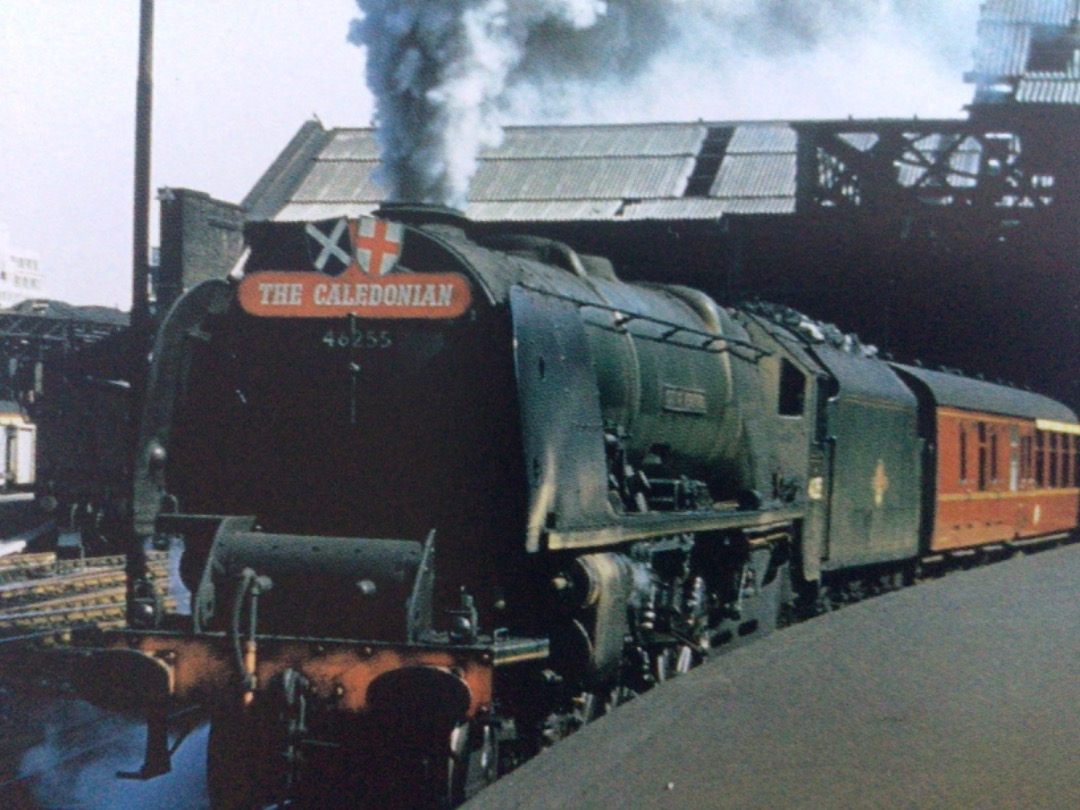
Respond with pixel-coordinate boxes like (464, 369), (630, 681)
(0, 550), (170, 644)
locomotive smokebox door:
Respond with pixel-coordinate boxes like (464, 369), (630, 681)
(510, 285), (611, 552)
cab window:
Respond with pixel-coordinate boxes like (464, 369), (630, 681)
(778, 358), (805, 417)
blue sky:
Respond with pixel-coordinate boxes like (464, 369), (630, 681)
(0, 0), (980, 308)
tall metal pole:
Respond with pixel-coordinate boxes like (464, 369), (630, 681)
(132, 0), (154, 337)
(126, 0), (154, 611)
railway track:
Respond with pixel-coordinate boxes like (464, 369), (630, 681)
(0, 549), (176, 807)
(0, 550), (171, 645)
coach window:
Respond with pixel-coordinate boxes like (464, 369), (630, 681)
(1032, 432), (1041, 488)
(778, 358), (805, 417)
(1057, 433), (1066, 487)
(1059, 432), (1067, 486)
(963, 425), (972, 481)
(1035, 430), (1046, 488)
(989, 428), (1000, 485)
(958, 425), (969, 484)
(1021, 434), (1033, 486)
(1009, 426), (1020, 491)
(1049, 432), (1060, 488)
(1060, 432), (1072, 488)
(977, 422), (988, 491)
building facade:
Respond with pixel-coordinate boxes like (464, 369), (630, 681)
(0, 226), (44, 309)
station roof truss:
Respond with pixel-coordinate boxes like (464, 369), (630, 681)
(0, 301), (128, 352)
(244, 116), (1067, 229)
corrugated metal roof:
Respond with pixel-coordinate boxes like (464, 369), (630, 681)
(274, 196), (798, 224)
(263, 122), (805, 223)
(469, 156), (695, 201)
(727, 124), (797, 154)
(971, 24), (1031, 76)
(980, 0), (1077, 25)
(275, 202), (379, 222)
(254, 115), (1010, 225)
(712, 198), (797, 215)
(465, 200), (624, 221)
(321, 130), (383, 160)
(971, 1), (1080, 81)
(614, 198), (730, 220)
(242, 120), (335, 222)
(1016, 75), (1080, 101)
(241, 3), (1080, 225)
(7, 299), (129, 326)
(467, 196), (795, 222)
(290, 160), (385, 204)
(485, 123), (707, 159)
(711, 154), (797, 199)
(621, 198), (796, 219)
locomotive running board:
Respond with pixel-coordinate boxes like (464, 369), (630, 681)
(542, 505), (805, 551)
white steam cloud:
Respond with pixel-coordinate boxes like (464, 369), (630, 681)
(349, 0), (978, 208)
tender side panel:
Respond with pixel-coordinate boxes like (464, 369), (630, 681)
(821, 395), (923, 568)
(814, 348), (923, 569)
(932, 407), (1080, 551)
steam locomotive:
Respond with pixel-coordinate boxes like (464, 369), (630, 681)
(77, 205), (1080, 808)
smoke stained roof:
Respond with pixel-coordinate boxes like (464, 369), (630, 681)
(243, 120), (808, 223)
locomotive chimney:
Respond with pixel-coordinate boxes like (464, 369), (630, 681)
(375, 202), (471, 238)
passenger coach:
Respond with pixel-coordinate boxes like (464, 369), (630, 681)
(893, 364), (1080, 553)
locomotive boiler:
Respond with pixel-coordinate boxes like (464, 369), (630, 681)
(76, 205), (1080, 808)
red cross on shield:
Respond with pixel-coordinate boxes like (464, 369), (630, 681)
(353, 217), (403, 277)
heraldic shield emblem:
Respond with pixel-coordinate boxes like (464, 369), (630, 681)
(304, 218), (353, 277)
(354, 217), (403, 277)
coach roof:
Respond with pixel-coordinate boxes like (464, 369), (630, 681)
(891, 363), (1078, 423)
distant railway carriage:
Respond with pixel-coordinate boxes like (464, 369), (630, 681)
(0, 400), (35, 491)
(73, 207), (1080, 809)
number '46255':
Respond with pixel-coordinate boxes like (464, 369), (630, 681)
(321, 329), (393, 350)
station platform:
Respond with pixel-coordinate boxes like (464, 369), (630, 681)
(466, 544), (1080, 810)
